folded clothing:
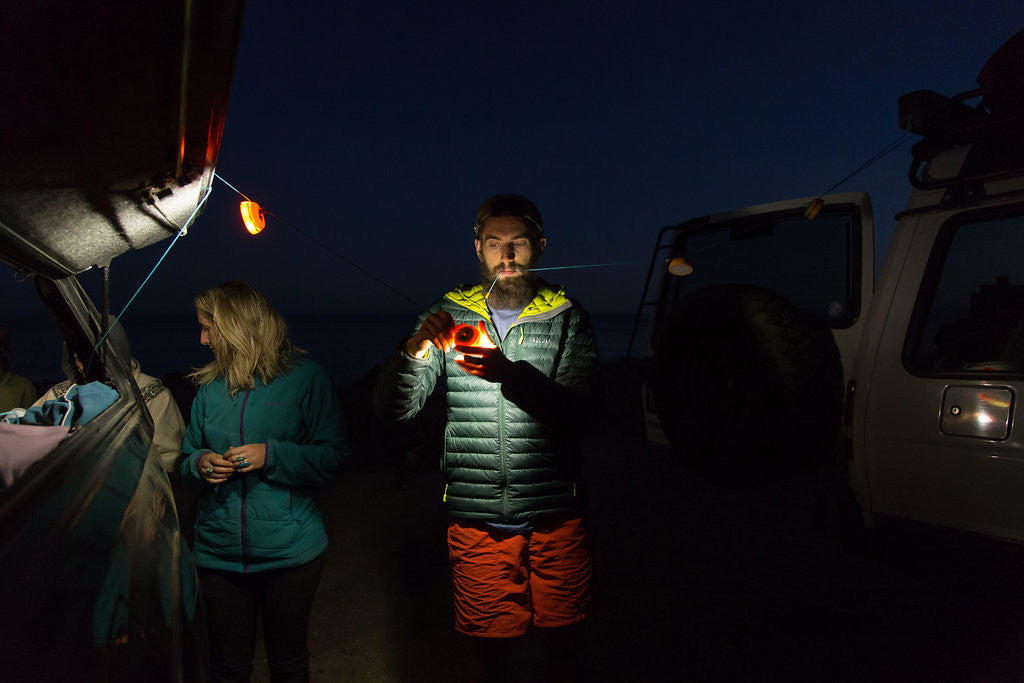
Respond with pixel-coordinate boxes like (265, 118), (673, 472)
(0, 381), (120, 487)
(2, 381), (119, 427)
(0, 422), (71, 487)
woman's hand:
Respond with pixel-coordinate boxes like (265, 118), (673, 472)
(225, 443), (267, 472)
(198, 451), (236, 484)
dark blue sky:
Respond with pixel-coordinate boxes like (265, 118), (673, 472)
(5, 1), (1024, 324)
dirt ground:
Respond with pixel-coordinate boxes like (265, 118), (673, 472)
(241, 362), (1024, 682)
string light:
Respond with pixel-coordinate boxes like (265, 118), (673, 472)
(89, 182), (214, 365)
(240, 201), (265, 234)
(214, 173), (423, 307)
(215, 174), (678, 309)
(667, 257), (693, 276)
(805, 131), (914, 219)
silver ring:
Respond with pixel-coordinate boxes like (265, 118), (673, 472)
(204, 466), (214, 475)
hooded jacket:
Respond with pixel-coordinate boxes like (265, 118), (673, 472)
(375, 281), (601, 522)
(37, 360), (184, 471)
(181, 357), (349, 572)
(34, 321), (185, 471)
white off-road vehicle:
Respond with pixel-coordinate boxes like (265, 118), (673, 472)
(634, 29), (1024, 542)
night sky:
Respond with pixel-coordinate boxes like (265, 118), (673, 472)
(4, 1), (1023, 337)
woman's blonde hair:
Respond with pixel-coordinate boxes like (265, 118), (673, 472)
(189, 281), (304, 394)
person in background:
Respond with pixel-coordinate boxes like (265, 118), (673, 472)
(374, 193), (602, 681)
(0, 322), (38, 412)
(180, 280), (349, 683)
(33, 322), (185, 473)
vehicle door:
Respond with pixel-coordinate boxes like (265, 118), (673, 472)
(857, 200), (1024, 541)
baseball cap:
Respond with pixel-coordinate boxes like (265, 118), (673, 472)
(474, 194), (544, 237)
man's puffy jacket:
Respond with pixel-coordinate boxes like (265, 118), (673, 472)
(375, 282), (601, 522)
(181, 357), (349, 572)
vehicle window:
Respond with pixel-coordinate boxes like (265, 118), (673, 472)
(0, 273), (62, 409)
(908, 212), (1024, 375)
(661, 207), (859, 328)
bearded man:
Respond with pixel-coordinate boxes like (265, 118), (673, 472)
(375, 193), (601, 680)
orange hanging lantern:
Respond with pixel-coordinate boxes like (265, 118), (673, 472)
(667, 257), (694, 276)
(239, 200), (265, 235)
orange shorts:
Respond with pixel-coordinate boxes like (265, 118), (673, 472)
(446, 515), (592, 638)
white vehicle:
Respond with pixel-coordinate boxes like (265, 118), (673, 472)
(633, 28), (1024, 541)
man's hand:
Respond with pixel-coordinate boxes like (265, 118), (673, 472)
(406, 311), (456, 358)
(454, 344), (513, 383)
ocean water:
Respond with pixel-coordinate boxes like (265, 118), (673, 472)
(4, 312), (644, 390)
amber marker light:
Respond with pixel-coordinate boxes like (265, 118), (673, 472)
(240, 201), (266, 235)
(667, 257), (693, 276)
(804, 197), (824, 220)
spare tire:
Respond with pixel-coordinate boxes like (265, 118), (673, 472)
(651, 284), (843, 487)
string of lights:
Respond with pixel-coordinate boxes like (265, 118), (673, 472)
(98, 126), (910, 360)
(90, 182), (213, 359)
(215, 174), (651, 303)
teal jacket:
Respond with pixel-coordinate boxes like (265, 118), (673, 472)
(181, 357), (348, 572)
(375, 282), (601, 523)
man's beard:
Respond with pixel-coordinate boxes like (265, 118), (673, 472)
(481, 263), (539, 310)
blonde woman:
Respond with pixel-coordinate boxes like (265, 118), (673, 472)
(180, 280), (348, 682)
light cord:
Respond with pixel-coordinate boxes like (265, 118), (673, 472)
(214, 174), (422, 308)
(215, 174), (643, 305)
(818, 131), (915, 196)
(213, 172), (252, 202)
(531, 261), (641, 272)
(90, 182), (213, 355)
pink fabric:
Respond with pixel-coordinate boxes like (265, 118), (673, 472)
(0, 422), (70, 486)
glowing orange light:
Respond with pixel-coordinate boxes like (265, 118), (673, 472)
(452, 322), (497, 350)
(667, 257), (694, 276)
(804, 197), (824, 220)
(240, 201), (265, 235)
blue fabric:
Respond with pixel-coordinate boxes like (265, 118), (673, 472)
(65, 382), (118, 424)
(0, 381), (118, 489)
(1, 397), (75, 427)
(2, 381), (118, 427)
(487, 521), (533, 534)
(488, 306), (525, 341)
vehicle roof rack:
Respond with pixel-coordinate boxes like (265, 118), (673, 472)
(901, 29), (1024, 193)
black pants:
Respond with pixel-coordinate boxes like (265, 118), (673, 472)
(199, 553), (326, 683)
